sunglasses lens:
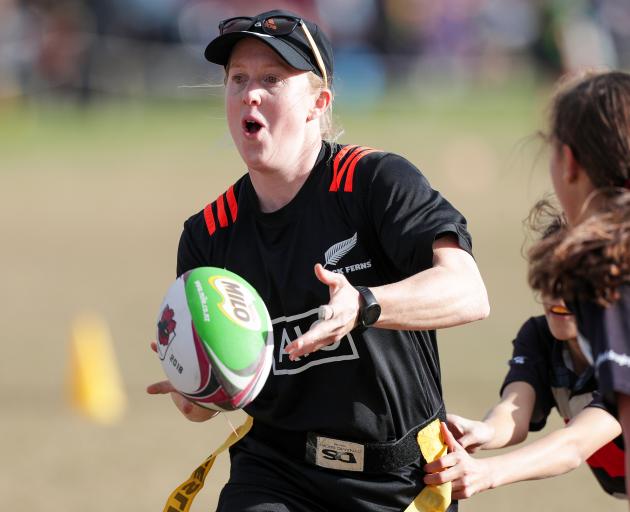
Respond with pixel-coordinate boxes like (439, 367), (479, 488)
(262, 16), (298, 35)
(221, 17), (253, 34)
(550, 305), (572, 316)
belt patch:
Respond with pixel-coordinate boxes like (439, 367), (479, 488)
(307, 434), (366, 472)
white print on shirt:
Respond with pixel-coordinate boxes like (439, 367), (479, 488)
(321, 232), (372, 275)
(271, 308), (359, 375)
(595, 349), (630, 369)
(331, 259), (372, 275)
(323, 232), (357, 269)
(510, 356), (527, 365)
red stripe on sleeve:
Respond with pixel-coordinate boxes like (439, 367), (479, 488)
(331, 146), (367, 192)
(203, 203), (216, 235)
(344, 149), (377, 192)
(226, 185), (238, 222)
(586, 440), (626, 478)
(332, 146), (373, 192)
(330, 145), (359, 192)
(216, 194), (228, 227)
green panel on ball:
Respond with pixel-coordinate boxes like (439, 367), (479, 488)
(184, 267), (268, 372)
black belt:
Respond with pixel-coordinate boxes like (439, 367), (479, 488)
(247, 407), (444, 474)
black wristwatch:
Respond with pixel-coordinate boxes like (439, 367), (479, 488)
(354, 286), (381, 330)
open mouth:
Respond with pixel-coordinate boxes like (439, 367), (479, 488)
(243, 119), (262, 135)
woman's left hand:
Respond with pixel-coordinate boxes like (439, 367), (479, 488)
(147, 341), (220, 422)
(284, 264), (361, 361)
(423, 422), (493, 500)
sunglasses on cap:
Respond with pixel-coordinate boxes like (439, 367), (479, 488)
(547, 304), (573, 316)
(219, 15), (328, 89)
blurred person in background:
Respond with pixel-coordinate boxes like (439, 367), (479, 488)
(35, 0), (94, 101)
(423, 212), (625, 502)
(527, 69), (630, 509)
(0, 0), (38, 98)
(7, 0), (630, 102)
(148, 8), (489, 512)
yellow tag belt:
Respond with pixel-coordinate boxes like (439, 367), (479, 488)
(163, 416), (451, 512)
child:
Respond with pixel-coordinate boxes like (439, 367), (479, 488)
(423, 215), (625, 500)
(528, 70), (630, 505)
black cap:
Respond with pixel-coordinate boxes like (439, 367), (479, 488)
(204, 10), (333, 81)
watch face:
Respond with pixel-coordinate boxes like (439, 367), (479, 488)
(363, 303), (381, 326)
(355, 286), (381, 328)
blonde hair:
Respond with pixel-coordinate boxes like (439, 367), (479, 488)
(307, 73), (343, 142)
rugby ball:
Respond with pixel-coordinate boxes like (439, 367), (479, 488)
(155, 267), (273, 411)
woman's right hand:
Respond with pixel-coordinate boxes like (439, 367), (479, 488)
(446, 413), (495, 452)
(147, 342), (219, 423)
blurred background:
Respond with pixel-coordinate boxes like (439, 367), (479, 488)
(1, 0), (629, 511)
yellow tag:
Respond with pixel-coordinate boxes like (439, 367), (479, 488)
(404, 418), (452, 512)
(162, 415), (253, 512)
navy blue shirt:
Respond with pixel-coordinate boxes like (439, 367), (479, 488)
(502, 316), (626, 498)
(572, 285), (630, 413)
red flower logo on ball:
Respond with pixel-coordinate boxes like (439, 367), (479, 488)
(158, 306), (176, 346)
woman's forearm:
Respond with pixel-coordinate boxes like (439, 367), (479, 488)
(373, 239), (489, 330)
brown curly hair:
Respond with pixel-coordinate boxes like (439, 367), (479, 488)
(528, 71), (630, 307)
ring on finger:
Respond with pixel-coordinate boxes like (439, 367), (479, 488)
(318, 305), (334, 320)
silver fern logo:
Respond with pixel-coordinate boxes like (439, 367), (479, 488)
(323, 232), (358, 268)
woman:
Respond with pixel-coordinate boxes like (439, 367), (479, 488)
(528, 70), (630, 506)
(148, 9), (489, 512)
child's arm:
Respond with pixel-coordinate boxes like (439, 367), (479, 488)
(447, 381), (536, 452)
(425, 406), (621, 499)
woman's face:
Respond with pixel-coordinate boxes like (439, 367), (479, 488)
(225, 38), (319, 172)
(542, 295), (577, 341)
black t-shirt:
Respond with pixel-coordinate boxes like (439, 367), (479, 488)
(501, 316), (626, 498)
(177, 141), (472, 443)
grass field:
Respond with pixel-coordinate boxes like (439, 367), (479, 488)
(0, 83), (625, 512)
